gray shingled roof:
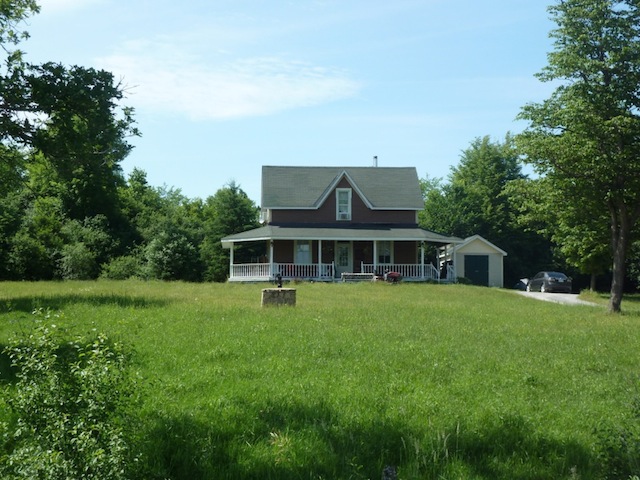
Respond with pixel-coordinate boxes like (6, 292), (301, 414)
(261, 166), (424, 209)
(221, 225), (462, 247)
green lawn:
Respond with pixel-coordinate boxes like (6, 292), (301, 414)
(1, 281), (639, 479)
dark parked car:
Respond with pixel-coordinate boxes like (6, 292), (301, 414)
(526, 271), (572, 293)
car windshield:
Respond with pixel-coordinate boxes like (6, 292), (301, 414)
(548, 272), (567, 279)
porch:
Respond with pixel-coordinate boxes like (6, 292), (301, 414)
(221, 224), (462, 283)
(228, 261), (455, 283)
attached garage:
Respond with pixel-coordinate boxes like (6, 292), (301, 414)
(449, 235), (507, 288)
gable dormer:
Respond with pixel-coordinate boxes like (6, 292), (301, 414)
(261, 166), (424, 226)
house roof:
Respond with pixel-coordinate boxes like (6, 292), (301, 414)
(452, 235), (508, 256)
(261, 166), (424, 210)
(458, 235), (507, 255)
(221, 225), (462, 248)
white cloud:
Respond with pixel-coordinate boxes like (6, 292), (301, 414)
(99, 40), (361, 121)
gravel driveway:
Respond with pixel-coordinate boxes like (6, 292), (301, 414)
(515, 290), (599, 306)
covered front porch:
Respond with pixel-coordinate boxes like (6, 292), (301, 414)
(221, 225), (462, 283)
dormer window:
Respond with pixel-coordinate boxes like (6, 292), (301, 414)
(336, 188), (352, 221)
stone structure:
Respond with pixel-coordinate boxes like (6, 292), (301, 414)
(261, 288), (296, 307)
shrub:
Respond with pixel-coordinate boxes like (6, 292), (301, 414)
(100, 253), (142, 280)
(58, 215), (118, 280)
(142, 231), (201, 281)
(0, 310), (139, 479)
(57, 242), (97, 280)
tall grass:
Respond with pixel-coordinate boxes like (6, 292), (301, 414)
(1, 281), (639, 479)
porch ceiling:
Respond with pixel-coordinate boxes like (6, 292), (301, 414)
(221, 225), (463, 248)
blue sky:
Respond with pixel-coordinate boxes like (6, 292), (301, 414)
(25, 0), (556, 204)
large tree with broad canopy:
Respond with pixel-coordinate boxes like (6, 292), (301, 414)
(517, 0), (640, 313)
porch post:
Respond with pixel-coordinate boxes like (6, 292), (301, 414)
(269, 240), (274, 278)
(373, 240), (378, 275)
(318, 239), (323, 278)
(420, 242), (425, 280)
(229, 242), (234, 279)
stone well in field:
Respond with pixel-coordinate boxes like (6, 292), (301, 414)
(261, 288), (296, 307)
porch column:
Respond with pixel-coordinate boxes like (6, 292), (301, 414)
(318, 239), (323, 278)
(229, 243), (234, 279)
(373, 240), (378, 275)
(269, 240), (275, 278)
(420, 242), (425, 280)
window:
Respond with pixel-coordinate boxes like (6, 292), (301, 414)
(337, 242), (350, 267)
(295, 240), (311, 264)
(377, 241), (391, 264)
(336, 188), (352, 221)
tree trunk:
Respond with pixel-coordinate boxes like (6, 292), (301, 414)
(608, 204), (630, 313)
(590, 273), (597, 291)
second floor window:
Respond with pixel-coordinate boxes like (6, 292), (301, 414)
(336, 188), (352, 221)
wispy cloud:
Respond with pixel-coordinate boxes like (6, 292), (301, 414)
(99, 39), (361, 121)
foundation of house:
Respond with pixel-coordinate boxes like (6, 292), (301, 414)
(261, 288), (296, 307)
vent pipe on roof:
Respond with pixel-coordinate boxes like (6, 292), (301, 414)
(373, 155), (378, 167)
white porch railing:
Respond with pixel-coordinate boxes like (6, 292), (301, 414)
(361, 263), (440, 281)
(230, 262), (445, 282)
(229, 262), (335, 281)
(446, 264), (457, 282)
(275, 262), (334, 280)
(231, 263), (271, 279)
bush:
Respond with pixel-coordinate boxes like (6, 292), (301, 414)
(100, 253), (142, 280)
(142, 231), (201, 281)
(57, 242), (97, 280)
(0, 310), (139, 479)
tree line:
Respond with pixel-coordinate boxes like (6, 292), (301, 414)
(2, 1), (640, 312)
(418, 135), (640, 295)
(0, 1), (259, 283)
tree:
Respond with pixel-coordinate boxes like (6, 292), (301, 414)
(7, 196), (66, 279)
(201, 182), (259, 282)
(506, 176), (611, 290)
(0, 0), (38, 50)
(1, 0), (40, 141)
(25, 63), (138, 223)
(517, 0), (640, 312)
(420, 135), (548, 285)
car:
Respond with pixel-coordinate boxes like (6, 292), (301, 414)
(526, 271), (572, 293)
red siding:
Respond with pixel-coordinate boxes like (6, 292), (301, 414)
(274, 240), (294, 263)
(394, 241), (418, 263)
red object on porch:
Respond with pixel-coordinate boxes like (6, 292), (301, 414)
(385, 271), (402, 283)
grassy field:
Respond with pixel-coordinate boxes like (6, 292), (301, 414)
(1, 281), (639, 479)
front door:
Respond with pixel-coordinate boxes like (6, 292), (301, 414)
(335, 241), (352, 278)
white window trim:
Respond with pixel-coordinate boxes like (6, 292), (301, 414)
(336, 188), (352, 221)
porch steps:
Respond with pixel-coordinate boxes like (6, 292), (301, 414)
(341, 272), (375, 282)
